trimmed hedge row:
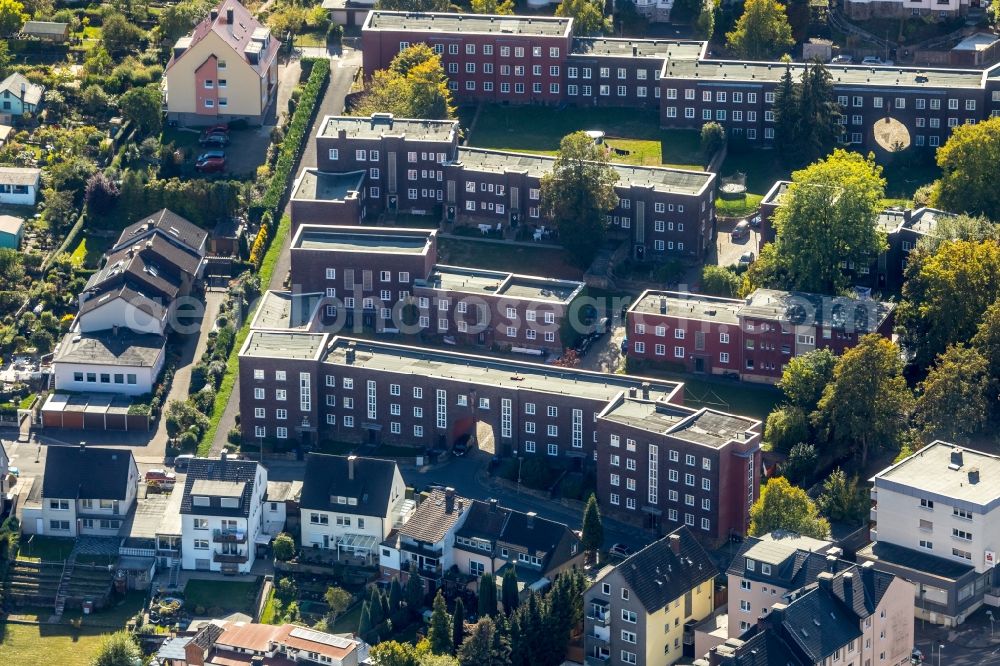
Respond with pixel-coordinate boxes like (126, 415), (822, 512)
(255, 57), (331, 221)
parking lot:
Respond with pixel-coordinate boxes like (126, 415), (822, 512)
(715, 216), (762, 269)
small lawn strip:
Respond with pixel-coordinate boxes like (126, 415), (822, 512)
(183, 578), (260, 614)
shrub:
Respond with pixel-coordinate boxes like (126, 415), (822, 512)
(764, 406), (809, 453)
(273, 533), (296, 561)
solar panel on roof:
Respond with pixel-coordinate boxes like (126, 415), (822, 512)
(289, 626), (353, 648)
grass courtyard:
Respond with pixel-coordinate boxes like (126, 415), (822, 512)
(463, 105), (706, 170)
(183, 578), (261, 614)
(438, 236), (585, 279)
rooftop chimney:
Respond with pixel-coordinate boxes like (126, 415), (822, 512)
(903, 209), (912, 224)
(445, 487), (455, 513)
(526, 511), (536, 528)
(221, 449), (228, 463)
(210, 8), (218, 20)
(826, 554), (838, 573)
(669, 532), (681, 555)
(348, 454), (357, 480)
(968, 467), (980, 484)
(951, 447), (964, 467)
(660, 297), (667, 314)
(843, 572), (855, 608)
(641, 382), (651, 400)
(226, 6), (234, 23)
(346, 341), (356, 364)
(489, 498), (498, 513)
(817, 572), (834, 591)
(79, 441), (86, 453)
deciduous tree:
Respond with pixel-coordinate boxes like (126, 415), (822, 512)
(471, 0), (515, 13)
(325, 586), (352, 622)
(700, 121), (725, 157)
(272, 533), (295, 561)
(101, 11), (144, 55)
(931, 116), (1000, 220)
(726, 0), (794, 60)
(354, 45), (454, 120)
(778, 348), (836, 412)
(772, 149), (886, 294)
(816, 468), (867, 524)
(540, 132), (619, 266)
(914, 344), (990, 444)
(916, 213), (1000, 254)
(814, 335), (912, 467)
(749, 477), (831, 539)
(0, 0), (27, 37)
(119, 85), (163, 136)
(554, 0), (609, 36)
(701, 265), (740, 297)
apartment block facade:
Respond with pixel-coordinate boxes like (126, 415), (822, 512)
(303, 114), (717, 261)
(861, 441), (1000, 627)
(626, 289), (895, 383)
(359, 11), (1000, 155)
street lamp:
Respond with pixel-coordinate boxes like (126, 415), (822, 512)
(988, 610), (995, 638)
(937, 644), (944, 666)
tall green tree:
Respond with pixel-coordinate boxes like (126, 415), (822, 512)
(914, 344), (990, 444)
(471, 0), (515, 13)
(772, 149), (886, 294)
(972, 298), (1000, 398)
(814, 335), (913, 467)
(119, 85), (163, 136)
(428, 590), (454, 655)
(763, 405), (809, 453)
(92, 631), (141, 666)
(554, 0), (610, 35)
(478, 573), (498, 618)
(816, 468), (867, 524)
(916, 213), (1000, 254)
(355, 45), (455, 120)
(389, 578), (404, 613)
(367, 586), (386, 626)
(725, 0), (794, 60)
(701, 265), (740, 297)
(101, 11), (144, 55)
(0, 0), (27, 37)
(540, 132), (619, 267)
(358, 601), (373, 636)
(749, 477), (831, 539)
(457, 616), (511, 666)
(452, 597), (466, 652)
(700, 121), (726, 157)
(798, 62), (842, 163)
(501, 566), (520, 615)
(580, 493), (604, 558)
(897, 240), (1000, 368)
(931, 116), (1000, 220)
(695, 0), (715, 40)
(326, 586), (352, 623)
(778, 348), (836, 413)
(406, 573), (425, 613)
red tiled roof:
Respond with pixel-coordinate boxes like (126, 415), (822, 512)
(167, 0), (280, 77)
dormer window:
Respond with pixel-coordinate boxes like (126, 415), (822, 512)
(336, 496), (347, 504)
(761, 564), (772, 575)
(220, 497), (239, 508)
(193, 496), (209, 506)
(746, 558), (756, 571)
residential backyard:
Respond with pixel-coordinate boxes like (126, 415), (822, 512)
(462, 105), (706, 170)
(183, 578), (261, 614)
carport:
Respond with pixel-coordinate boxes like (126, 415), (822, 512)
(336, 533), (379, 564)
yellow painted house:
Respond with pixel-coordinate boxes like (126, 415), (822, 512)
(165, 0), (281, 126)
(584, 528), (716, 666)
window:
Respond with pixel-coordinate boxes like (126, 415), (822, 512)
(953, 528), (972, 541)
(919, 539), (933, 550)
(920, 498), (934, 510)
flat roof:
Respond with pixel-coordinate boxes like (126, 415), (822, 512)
(874, 440), (1000, 509)
(742, 533), (832, 565)
(292, 225), (434, 253)
(669, 409), (759, 447)
(629, 290), (742, 326)
(241, 331), (328, 360)
(663, 58), (985, 89)
(497, 275), (583, 302)
(319, 114), (457, 142)
(364, 10), (572, 37)
(456, 148), (713, 196)
(191, 479), (246, 498)
(571, 37), (704, 60)
(322, 337), (683, 404)
(421, 265), (583, 303)
(741, 288), (894, 332)
(252, 290), (323, 330)
(292, 169), (364, 202)
(953, 32), (1000, 52)
(600, 398), (691, 433)
(54, 330), (165, 367)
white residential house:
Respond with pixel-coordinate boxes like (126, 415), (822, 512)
(299, 454), (411, 562)
(0, 166), (41, 206)
(21, 445), (139, 537)
(0, 73), (44, 116)
(180, 453), (268, 574)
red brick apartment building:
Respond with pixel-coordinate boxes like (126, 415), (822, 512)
(299, 114), (718, 261)
(237, 333), (761, 542)
(626, 289), (895, 383)
(283, 224), (584, 353)
(359, 11), (1000, 154)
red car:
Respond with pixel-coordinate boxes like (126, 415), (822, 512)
(196, 156), (226, 173)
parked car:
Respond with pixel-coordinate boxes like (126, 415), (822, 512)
(145, 469), (177, 485)
(910, 649), (924, 664)
(738, 251), (755, 268)
(831, 54), (853, 64)
(452, 433), (472, 456)
(173, 454), (194, 471)
(196, 156), (226, 173)
(749, 214), (761, 229)
(861, 56), (883, 65)
(620, 337), (629, 355)
(732, 220), (751, 237)
(196, 149), (225, 163)
(199, 133), (229, 147)
(609, 543), (633, 560)
(200, 124), (229, 136)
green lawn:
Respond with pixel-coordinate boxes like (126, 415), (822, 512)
(882, 156), (939, 204)
(183, 578), (260, 614)
(330, 601), (364, 634)
(715, 193), (764, 218)
(69, 234), (112, 268)
(292, 30), (328, 48)
(17, 536), (75, 563)
(438, 237), (583, 280)
(630, 366), (782, 421)
(464, 105), (705, 169)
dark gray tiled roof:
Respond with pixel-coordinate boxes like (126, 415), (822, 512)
(400, 488), (468, 544)
(43, 446), (135, 501)
(778, 587), (862, 662)
(299, 454), (399, 517)
(181, 457), (261, 518)
(614, 526), (716, 613)
(116, 208), (207, 256)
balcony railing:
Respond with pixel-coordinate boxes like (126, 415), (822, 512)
(586, 611), (609, 626)
(213, 529), (247, 543)
(586, 631), (609, 646)
(213, 552), (249, 564)
(585, 656), (610, 666)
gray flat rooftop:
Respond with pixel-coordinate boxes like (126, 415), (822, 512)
(293, 226), (434, 253)
(320, 115), (457, 142)
(600, 398), (758, 448)
(663, 58), (985, 89)
(906, 208), (953, 236)
(497, 275), (583, 302)
(457, 148), (713, 196)
(571, 38), (704, 60)
(129, 483), (183, 539)
(875, 441), (1000, 508)
(669, 409), (759, 447)
(762, 180), (791, 206)
(242, 331), (327, 360)
(743, 533), (832, 565)
(741, 288), (894, 332)
(600, 398), (692, 434)
(422, 265), (509, 295)
(293, 169), (364, 202)
(324, 337), (683, 404)
(253, 290), (322, 330)
(629, 290), (742, 326)
(364, 11), (571, 37)
(191, 479), (245, 498)
(54, 330), (165, 367)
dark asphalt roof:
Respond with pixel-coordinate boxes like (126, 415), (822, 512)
(181, 457), (261, 517)
(859, 541), (975, 581)
(53, 330), (165, 367)
(299, 454), (400, 517)
(116, 208), (207, 256)
(78, 284), (167, 320)
(42, 446), (135, 500)
(717, 629), (808, 666)
(778, 586), (862, 663)
(614, 527), (716, 613)
(727, 539), (852, 592)
(400, 488), (468, 544)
